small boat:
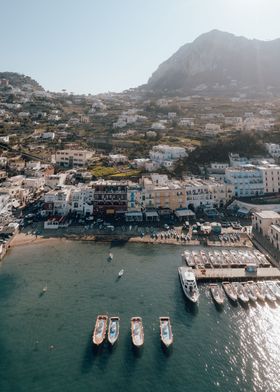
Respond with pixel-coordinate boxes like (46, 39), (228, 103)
(209, 283), (224, 306)
(266, 281), (280, 301)
(42, 285), (48, 293)
(233, 282), (249, 304)
(92, 315), (108, 346)
(178, 267), (199, 303)
(159, 317), (173, 348)
(108, 252), (113, 261)
(222, 281), (238, 302)
(108, 316), (120, 345)
(247, 281), (265, 302)
(131, 317), (144, 347)
(258, 282), (276, 303)
(242, 282), (257, 302)
(118, 269), (124, 277)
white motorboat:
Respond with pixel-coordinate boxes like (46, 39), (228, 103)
(131, 317), (144, 347)
(247, 281), (265, 302)
(266, 281), (280, 301)
(222, 281), (238, 302)
(178, 267), (199, 303)
(258, 282), (276, 303)
(233, 282), (249, 304)
(242, 282), (257, 302)
(118, 269), (124, 277)
(108, 316), (120, 345)
(108, 252), (114, 261)
(159, 317), (173, 348)
(209, 283), (224, 306)
(182, 251), (195, 268)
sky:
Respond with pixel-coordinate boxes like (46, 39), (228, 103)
(1, 0), (280, 94)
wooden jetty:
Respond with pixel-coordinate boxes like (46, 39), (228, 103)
(194, 267), (280, 283)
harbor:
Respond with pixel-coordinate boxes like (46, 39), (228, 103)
(1, 241), (280, 392)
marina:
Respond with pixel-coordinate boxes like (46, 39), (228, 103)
(1, 241), (280, 392)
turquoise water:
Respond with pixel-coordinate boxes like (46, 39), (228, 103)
(0, 241), (280, 392)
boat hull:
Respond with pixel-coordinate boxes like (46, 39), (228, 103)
(108, 317), (120, 346)
(131, 317), (144, 347)
(178, 267), (199, 303)
(159, 317), (173, 348)
(222, 282), (238, 302)
(92, 315), (108, 346)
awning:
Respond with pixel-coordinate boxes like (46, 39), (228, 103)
(144, 211), (159, 217)
(175, 208), (195, 217)
(125, 211), (143, 217)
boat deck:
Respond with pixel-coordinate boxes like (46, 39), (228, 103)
(192, 267), (280, 282)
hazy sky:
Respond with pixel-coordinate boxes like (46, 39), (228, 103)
(1, 0), (280, 94)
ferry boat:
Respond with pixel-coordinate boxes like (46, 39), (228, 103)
(209, 283), (224, 306)
(222, 281), (238, 302)
(233, 282), (249, 304)
(178, 267), (199, 303)
(242, 282), (257, 302)
(159, 317), (173, 348)
(92, 315), (108, 346)
(131, 317), (144, 347)
(266, 281), (280, 301)
(247, 281), (265, 302)
(108, 316), (120, 345)
(258, 282), (276, 303)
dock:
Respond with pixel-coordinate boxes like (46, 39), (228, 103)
(194, 267), (280, 283)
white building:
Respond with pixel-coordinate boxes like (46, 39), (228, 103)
(149, 145), (187, 164)
(70, 186), (94, 216)
(179, 118), (195, 127)
(229, 153), (249, 167)
(225, 166), (264, 197)
(205, 123), (221, 135)
(258, 164), (280, 194)
(54, 150), (94, 167)
(44, 188), (72, 216)
(42, 132), (55, 140)
(265, 143), (280, 158)
(252, 210), (280, 235)
(184, 178), (234, 210)
(109, 154), (128, 164)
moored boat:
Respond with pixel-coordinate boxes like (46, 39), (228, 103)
(258, 282), (276, 303)
(131, 317), (144, 347)
(242, 282), (257, 302)
(209, 283), (224, 306)
(233, 282), (249, 304)
(159, 317), (173, 348)
(266, 281), (280, 301)
(118, 269), (124, 277)
(108, 316), (120, 345)
(92, 315), (108, 346)
(178, 267), (199, 303)
(222, 281), (238, 302)
(247, 281), (265, 302)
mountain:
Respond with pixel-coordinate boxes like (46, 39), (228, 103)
(0, 72), (44, 91)
(146, 30), (280, 97)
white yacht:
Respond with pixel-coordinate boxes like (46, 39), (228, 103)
(178, 267), (199, 303)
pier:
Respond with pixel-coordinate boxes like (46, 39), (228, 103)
(194, 267), (280, 283)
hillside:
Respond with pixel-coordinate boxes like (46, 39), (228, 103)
(0, 72), (44, 91)
(146, 30), (280, 97)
